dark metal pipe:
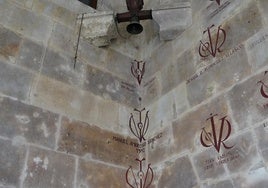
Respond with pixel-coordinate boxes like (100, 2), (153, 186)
(116, 10), (152, 23)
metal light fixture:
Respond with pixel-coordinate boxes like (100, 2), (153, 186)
(116, 0), (152, 35)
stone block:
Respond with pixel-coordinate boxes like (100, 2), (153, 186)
(245, 27), (268, 71)
(173, 82), (190, 117)
(0, 61), (33, 100)
(172, 96), (230, 155)
(57, 117), (138, 166)
(42, 48), (85, 87)
(77, 159), (127, 188)
(226, 71), (268, 130)
(148, 90), (176, 132)
(23, 146), (75, 188)
(31, 76), (101, 128)
(77, 39), (107, 68)
(32, 0), (76, 27)
(0, 138), (26, 187)
(48, 23), (77, 55)
(193, 148), (227, 180)
(232, 163), (268, 188)
(257, 0), (268, 25)
(148, 42), (174, 78)
(221, 1), (263, 50)
(105, 49), (133, 81)
(224, 132), (259, 174)
(187, 45), (251, 106)
(202, 179), (234, 188)
(0, 0), (15, 26)
(142, 73), (161, 106)
(81, 11), (117, 47)
(158, 156), (198, 188)
(152, 2), (192, 41)
(5, 5), (53, 43)
(148, 126), (174, 164)
(0, 96), (59, 149)
(0, 26), (21, 63)
(255, 121), (268, 151)
(84, 64), (139, 107)
(17, 39), (44, 71)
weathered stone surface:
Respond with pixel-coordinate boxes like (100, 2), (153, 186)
(245, 27), (268, 71)
(32, 0), (76, 27)
(261, 148), (268, 165)
(193, 148), (226, 180)
(0, 26), (21, 63)
(5, 5), (53, 43)
(23, 146), (75, 188)
(105, 49), (133, 81)
(202, 179), (234, 188)
(0, 1), (15, 26)
(48, 23), (76, 55)
(221, 1), (263, 50)
(84, 64), (139, 107)
(0, 138), (26, 187)
(77, 39), (107, 68)
(173, 82), (190, 117)
(152, 2), (192, 40)
(142, 73), (162, 106)
(0, 96), (59, 149)
(172, 96), (230, 155)
(31, 75), (124, 132)
(148, 91), (176, 132)
(158, 156), (198, 188)
(225, 132), (259, 174)
(187, 45), (251, 106)
(255, 121), (268, 151)
(42, 48), (85, 87)
(17, 39), (44, 71)
(81, 11), (117, 47)
(0, 61), (33, 100)
(77, 159), (126, 188)
(232, 163), (268, 188)
(148, 126), (174, 164)
(57, 117), (138, 166)
(227, 71), (268, 130)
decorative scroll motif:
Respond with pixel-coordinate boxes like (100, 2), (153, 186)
(126, 158), (154, 188)
(129, 108), (149, 143)
(257, 71), (268, 98)
(200, 113), (234, 153)
(199, 24), (226, 58)
(210, 0), (221, 5)
(131, 60), (146, 85)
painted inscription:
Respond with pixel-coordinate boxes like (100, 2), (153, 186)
(129, 108), (149, 143)
(200, 113), (234, 153)
(187, 43), (243, 84)
(199, 24), (226, 58)
(208, 1), (231, 19)
(112, 133), (163, 153)
(126, 158), (154, 188)
(131, 60), (145, 85)
(203, 151), (240, 171)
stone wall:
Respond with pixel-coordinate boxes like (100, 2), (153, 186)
(1, 0), (268, 188)
(145, 0), (268, 187)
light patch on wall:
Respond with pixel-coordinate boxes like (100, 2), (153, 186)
(15, 114), (30, 124)
(40, 122), (50, 138)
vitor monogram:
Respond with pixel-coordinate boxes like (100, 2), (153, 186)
(129, 108), (149, 143)
(200, 113), (234, 153)
(199, 24), (226, 58)
(131, 60), (145, 85)
(126, 158), (154, 188)
(257, 71), (268, 98)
